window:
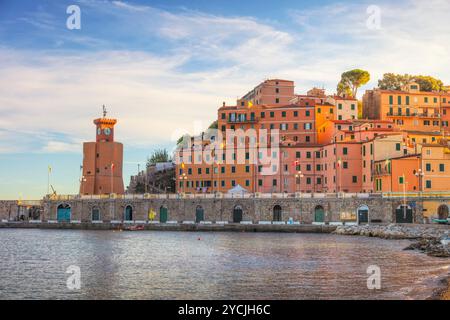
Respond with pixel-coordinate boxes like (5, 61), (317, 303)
(221, 167), (225, 174)
(258, 179), (263, 186)
(397, 96), (402, 105)
(399, 176), (404, 184)
(221, 113), (226, 119)
(406, 96), (410, 105)
(351, 104), (355, 110)
(306, 152), (311, 158)
(352, 176), (357, 183)
(424, 97), (428, 103)
(338, 115), (342, 120)
(343, 147), (348, 155)
(245, 180), (250, 187)
(245, 165), (250, 173)
(282, 111), (286, 117)
(261, 112), (265, 118)
(270, 111), (274, 118)
(439, 164), (445, 172)
(306, 177), (311, 184)
(426, 180), (432, 189)
(305, 136), (310, 142)
(275, 98), (280, 103)
(395, 143), (401, 151)
(306, 164), (311, 171)
(206, 168), (210, 174)
(272, 179), (277, 186)
(294, 111), (298, 117)
(343, 162), (348, 169)
(305, 110), (310, 116)
(426, 163), (431, 171)
(389, 95), (393, 104)
(317, 108), (321, 114)
(231, 180), (236, 187)
(231, 166), (236, 173)
(275, 88), (279, 93)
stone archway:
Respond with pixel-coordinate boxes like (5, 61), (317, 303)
(160, 206), (168, 223)
(273, 205), (282, 221)
(91, 207), (101, 221)
(195, 205), (204, 223)
(57, 203), (71, 222)
(124, 205), (133, 221)
(438, 204), (449, 220)
(357, 205), (369, 224)
(233, 205), (243, 223)
(314, 205), (325, 222)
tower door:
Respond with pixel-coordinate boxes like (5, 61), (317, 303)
(160, 206), (168, 223)
(273, 205), (282, 221)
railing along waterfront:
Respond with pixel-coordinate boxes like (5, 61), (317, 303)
(42, 191), (450, 201)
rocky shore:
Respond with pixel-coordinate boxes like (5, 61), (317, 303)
(334, 224), (450, 300)
(334, 224), (450, 257)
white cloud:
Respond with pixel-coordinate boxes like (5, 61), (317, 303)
(0, 0), (449, 156)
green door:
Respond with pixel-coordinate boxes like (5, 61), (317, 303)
(395, 207), (413, 223)
(124, 206), (133, 221)
(57, 205), (71, 222)
(314, 206), (325, 222)
(160, 206), (168, 223)
(233, 207), (243, 223)
(195, 206), (204, 223)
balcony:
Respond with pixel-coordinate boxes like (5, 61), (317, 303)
(386, 112), (417, 117)
(417, 113), (440, 118)
(227, 117), (258, 123)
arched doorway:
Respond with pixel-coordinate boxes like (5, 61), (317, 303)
(124, 205), (133, 221)
(438, 205), (449, 220)
(357, 205), (369, 224)
(195, 206), (204, 223)
(395, 205), (413, 223)
(273, 205), (282, 221)
(57, 204), (71, 222)
(314, 205), (325, 222)
(233, 205), (243, 223)
(160, 206), (168, 223)
(91, 208), (100, 221)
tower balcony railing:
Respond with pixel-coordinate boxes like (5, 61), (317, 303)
(227, 117), (258, 123)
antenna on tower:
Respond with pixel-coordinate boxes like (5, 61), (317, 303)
(102, 105), (107, 118)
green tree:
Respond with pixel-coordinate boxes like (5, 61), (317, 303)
(377, 73), (413, 90)
(377, 73), (446, 92)
(208, 120), (218, 129)
(147, 149), (171, 167)
(337, 69), (370, 98)
(413, 75), (445, 92)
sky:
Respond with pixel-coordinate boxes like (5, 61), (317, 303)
(0, 0), (450, 199)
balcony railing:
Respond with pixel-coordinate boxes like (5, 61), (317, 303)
(227, 117), (258, 123)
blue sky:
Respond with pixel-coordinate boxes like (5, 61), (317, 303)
(1, 0), (450, 199)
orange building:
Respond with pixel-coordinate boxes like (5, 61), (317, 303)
(80, 109), (124, 195)
(362, 82), (450, 134)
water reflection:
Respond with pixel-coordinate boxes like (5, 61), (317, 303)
(0, 229), (448, 299)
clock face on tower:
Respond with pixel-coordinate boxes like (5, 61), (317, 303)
(104, 128), (111, 135)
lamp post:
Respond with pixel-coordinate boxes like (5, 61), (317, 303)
(415, 168), (424, 193)
(179, 173), (187, 195)
(295, 170), (304, 221)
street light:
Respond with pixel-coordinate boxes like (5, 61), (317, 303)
(179, 173), (187, 194)
(415, 168), (424, 192)
(294, 170), (304, 193)
(295, 170), (304, 222)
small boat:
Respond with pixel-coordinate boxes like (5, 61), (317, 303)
(123, 225), (145, 231)
(432, 219), (449, 225)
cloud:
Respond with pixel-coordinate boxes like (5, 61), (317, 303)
(0, 0), (450, 157)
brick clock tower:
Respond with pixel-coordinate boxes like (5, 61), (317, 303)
(80, 106), (124, 195)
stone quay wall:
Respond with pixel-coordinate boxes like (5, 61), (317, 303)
(1, 196), (449, 224)
(39, 196), (427, 223)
